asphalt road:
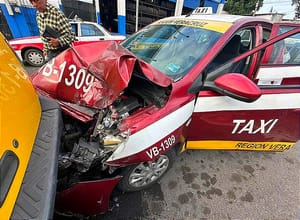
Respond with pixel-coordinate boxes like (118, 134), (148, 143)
(25, 65), (300, 220)
(98, 142), (300, 220)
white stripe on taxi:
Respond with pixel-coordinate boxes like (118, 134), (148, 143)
(107, 101), (195, 161)
(194, 93), (300, 112)
(256, 66), (300, 85)
(9, 37), (42, 45)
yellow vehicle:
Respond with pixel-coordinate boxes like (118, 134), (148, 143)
(0, 32), (62, 219)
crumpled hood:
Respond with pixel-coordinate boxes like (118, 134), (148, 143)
(31, 41), (172, 109)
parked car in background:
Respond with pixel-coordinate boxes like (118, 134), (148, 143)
(9, 20), (126, 67)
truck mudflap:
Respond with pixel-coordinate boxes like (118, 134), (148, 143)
(55, 176), (122, 216)
(11, 97), (63, 220)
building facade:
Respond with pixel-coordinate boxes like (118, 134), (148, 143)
(0, 0), (224, 40)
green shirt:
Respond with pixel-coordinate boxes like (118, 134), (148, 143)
(37, 3), (75, 53)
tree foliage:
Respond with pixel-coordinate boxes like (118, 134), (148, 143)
(224, 0), (264, 15)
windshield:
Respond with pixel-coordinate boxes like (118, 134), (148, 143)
(122, 24), (222, 80)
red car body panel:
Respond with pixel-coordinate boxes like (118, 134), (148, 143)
(9, 36), (44, 51)
(55, 176), (122, 215)
(187, 107), (299, 142)
(31, 41), (172, 110)
(9, 37), (123, 52)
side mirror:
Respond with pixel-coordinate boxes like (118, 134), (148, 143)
(204, 73), (261, 102)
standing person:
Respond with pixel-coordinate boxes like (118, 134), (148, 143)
(29, 0), (75, 62)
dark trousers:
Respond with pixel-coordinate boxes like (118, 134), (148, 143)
(45, 45), (69, 62)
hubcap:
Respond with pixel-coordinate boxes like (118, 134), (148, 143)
(128, 155), (169, 188)
(28, 51), (44, 65)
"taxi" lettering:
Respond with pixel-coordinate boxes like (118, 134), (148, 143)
(232, 119), (278, 134)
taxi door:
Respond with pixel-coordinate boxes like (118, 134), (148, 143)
(185, 24), (300, 152)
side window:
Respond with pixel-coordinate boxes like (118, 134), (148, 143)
(259, 28), (271, 61)
(285, 33), (300, 64)
(268, 32), (300, 64)
(262, 28), (271, 43)
(256, 25), (300, 87)
(81, 24), (104, 36)
(205, 28), (255, 74)
(71, 24), (78, 37)
(239, 29), (253, 52)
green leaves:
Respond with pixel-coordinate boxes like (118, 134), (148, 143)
(224, 0), (263, 15)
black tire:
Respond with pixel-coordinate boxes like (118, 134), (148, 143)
(24, 48), (45, 67)
(118, 148), (175, 192)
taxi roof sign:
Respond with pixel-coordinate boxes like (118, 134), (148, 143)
(191, 7), (213, 15)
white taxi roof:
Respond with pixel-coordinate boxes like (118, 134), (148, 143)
(162, 14), (250, 24)
(154, 13), (271, 33)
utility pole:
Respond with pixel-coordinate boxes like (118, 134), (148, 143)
(135, 0), (139, 32)
(216, 0), (225, 14)
(117, 0), (126, 36)
(95, 0), (101, 24)
(252, 0), (260, 15)
(174, 0), (184, 16)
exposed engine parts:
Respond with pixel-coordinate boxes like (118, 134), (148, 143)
(57, 72), (170, 189)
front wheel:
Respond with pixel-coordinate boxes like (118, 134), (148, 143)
(118, 149), (175, 192)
